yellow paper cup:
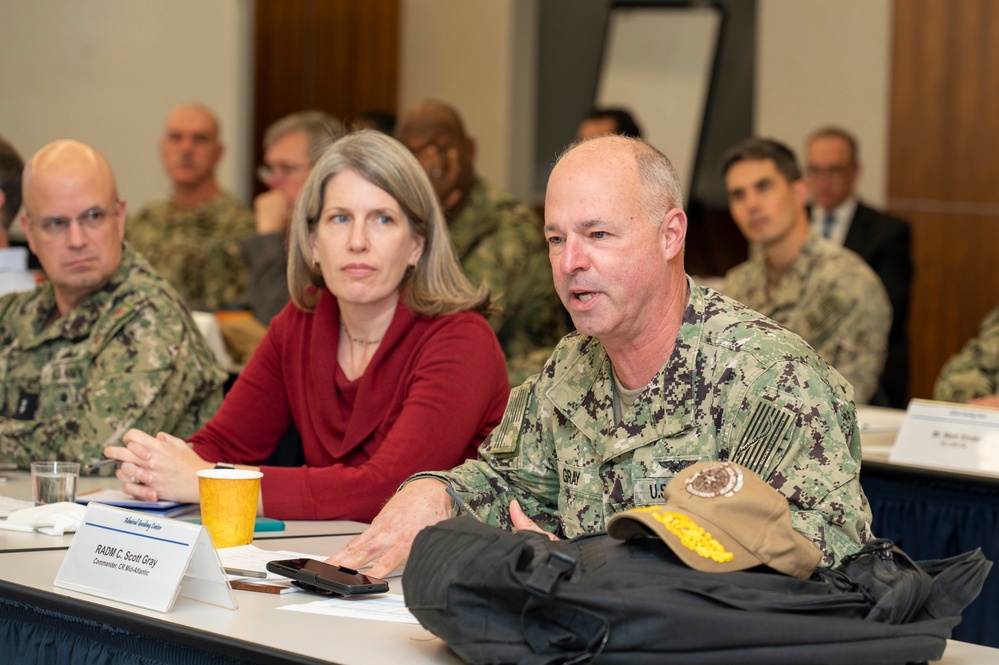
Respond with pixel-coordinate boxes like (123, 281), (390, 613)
(196, 469), (263, 548)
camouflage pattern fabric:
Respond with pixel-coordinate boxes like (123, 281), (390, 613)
(414, 278), (873, 566)
(126, 192), (255, 311)
(451, 178), (566, 384)
(934, 304), (999, 402)
(721, 231), (891, 405)
(0, 245), (226, 468)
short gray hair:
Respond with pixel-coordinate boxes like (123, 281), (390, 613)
(263, 110), (345, 164)
(555, 135), (684, 224)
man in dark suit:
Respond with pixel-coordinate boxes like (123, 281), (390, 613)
(805, 127), (912, 408)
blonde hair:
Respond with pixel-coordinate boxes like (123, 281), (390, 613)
(288, 130), (493, 316)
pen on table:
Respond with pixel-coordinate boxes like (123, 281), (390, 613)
(445, 485), (485, 524)
(84, 458), (120, 473)
(224, 567), (267, 578)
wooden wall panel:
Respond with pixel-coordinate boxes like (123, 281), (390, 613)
(252, 0), (399, 192)
(889, 0), (999, 400)
(905, 212), (999, 399)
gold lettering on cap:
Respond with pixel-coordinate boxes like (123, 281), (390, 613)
(652, 510), (734, 563)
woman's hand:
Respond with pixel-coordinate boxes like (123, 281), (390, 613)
(103, 429), (212, 504)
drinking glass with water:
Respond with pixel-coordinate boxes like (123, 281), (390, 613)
(30, 461), (80, 505)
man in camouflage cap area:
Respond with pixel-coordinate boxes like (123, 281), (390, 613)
(396, 100), (566, 384)
(0, 140), (225, 468)
(720, 137), (892, 405)
(329, 135), (873, 578)
(934, 304), (999, 407)
(126, 103), (256, 312)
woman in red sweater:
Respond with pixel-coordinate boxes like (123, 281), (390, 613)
(105, 131), (511, 521)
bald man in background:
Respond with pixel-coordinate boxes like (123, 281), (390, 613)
(396, 100), (566, 383)
(127, 103), (255, 312)
(0, 140), (225, 468)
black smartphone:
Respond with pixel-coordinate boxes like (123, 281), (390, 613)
(265, 558), (389, 596)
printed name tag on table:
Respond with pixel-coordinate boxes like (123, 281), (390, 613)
(54, 502), (236, 613)
(889, 398), (999, 475)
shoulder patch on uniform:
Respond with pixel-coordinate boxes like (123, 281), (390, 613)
(806, 293), (848, 334)
(731, 400), (793, 475)
(483, 384), (532, 455)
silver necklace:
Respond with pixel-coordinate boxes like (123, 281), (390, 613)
(340, 320), (382, 346)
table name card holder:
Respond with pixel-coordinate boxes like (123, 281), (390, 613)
(54, 502), (236, 613)
(889, 398), (999, 475)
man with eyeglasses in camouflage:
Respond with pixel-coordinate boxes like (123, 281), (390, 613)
(241, 110), (343, 325)
(0, 140), (225, 469)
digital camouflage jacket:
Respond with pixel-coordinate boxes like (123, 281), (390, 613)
(418, 278), (873, 566)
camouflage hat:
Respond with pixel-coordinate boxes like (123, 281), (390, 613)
(606, 461), (822, 579)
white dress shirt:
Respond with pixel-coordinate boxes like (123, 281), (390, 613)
(0, 246), (38, 297)
(810, 197), (858, 247)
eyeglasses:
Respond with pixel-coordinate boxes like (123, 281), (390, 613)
(28, 202), (119, 237)
(257, 162), (311, 183)
(805, 165), (852, 179)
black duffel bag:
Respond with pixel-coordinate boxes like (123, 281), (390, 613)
(403, 517), (990, 665)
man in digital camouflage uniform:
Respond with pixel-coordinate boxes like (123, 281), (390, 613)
(720, 137), (892, 405)
(0, 140), (225, 468)
(126, 103), (255, 312)
(396, 100), (566, 384)
(934, 305), (999, 407)
(330, 135), (873, 578)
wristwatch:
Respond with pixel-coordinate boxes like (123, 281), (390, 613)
(214, 463), (236, 470)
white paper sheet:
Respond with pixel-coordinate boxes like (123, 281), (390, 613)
(219, 544), (326, 580)
(278, 594), (419, 624)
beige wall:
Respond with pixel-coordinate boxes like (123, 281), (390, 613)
(398, 0), (893, 206)
(0, 1), (892, 215)
(0, 0), (253, 223)
(757, 0), (892, 207)
(399, 0), (537, 203)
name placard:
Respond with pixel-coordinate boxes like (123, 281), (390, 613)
(54, 502), (236, 613)
(889, 398), (999, 474)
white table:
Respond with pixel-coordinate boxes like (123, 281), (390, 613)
(0, 534), (458, 665)
(0, 535), (994, 664)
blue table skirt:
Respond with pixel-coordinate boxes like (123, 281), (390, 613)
(0, 586), (324, 665)
(861, 464), (999, 648)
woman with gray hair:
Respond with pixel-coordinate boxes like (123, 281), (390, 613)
(107, 131), (510, 521)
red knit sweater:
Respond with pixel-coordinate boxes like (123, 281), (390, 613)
(191, 291), (510, 521)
